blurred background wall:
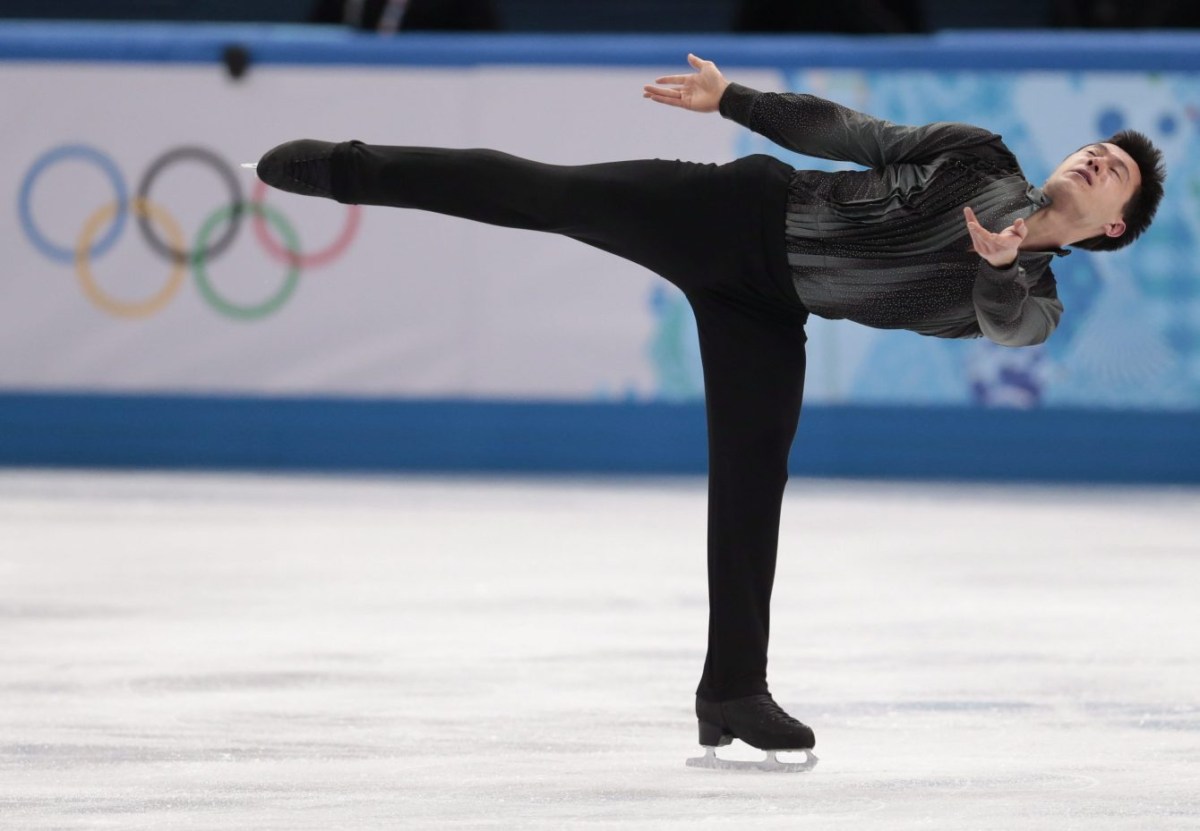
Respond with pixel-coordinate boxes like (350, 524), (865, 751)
(1, 6), (1198, 483)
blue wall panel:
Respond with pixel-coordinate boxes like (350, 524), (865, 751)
(1, 394), (1196, 484)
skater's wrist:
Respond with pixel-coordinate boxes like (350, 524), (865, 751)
(981, 253), (1018, 269)
(718, 82), (757, 122)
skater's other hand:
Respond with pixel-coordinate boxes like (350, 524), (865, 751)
(643, 54), (730, 114)
(964, 206), (1027, 269)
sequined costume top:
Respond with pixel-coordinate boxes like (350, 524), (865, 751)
(719, 83), (1066, 347)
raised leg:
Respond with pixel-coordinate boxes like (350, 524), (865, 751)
(329, 142), (788, 295)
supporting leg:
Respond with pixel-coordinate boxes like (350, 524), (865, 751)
(689, 291), (808, 702)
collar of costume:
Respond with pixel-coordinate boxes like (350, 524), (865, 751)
(1024, 183), (1071, 258)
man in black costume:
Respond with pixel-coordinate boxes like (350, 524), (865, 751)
(254, 54), (1165, 770)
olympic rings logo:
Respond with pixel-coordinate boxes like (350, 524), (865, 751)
(18, 144), (362, 320)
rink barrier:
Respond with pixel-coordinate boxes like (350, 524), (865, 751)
(0, 393), (1197, 484)
(2, 23), (1200, 70)
(3, 25), (1199, 483)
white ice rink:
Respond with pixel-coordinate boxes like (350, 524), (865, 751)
(1, 470), (1198, 829)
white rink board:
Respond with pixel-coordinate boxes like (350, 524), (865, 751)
(0, 63), (780, 399)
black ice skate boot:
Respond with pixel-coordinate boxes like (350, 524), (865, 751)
(687, 694), (818, 772)
(255, 139), (337, 199)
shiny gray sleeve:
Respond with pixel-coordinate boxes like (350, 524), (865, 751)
(973, 261), (1063, 347)
(718, 82), (997, 168)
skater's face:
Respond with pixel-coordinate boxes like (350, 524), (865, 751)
(1042, 142), (1142, 244)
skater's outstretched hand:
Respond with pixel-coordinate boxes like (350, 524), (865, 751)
(643, 54), (730, 114)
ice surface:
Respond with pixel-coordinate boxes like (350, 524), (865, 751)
(1, 470), (1198, 829)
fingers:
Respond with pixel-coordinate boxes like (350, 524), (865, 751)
(963, 206), (995, 240)
(963, 207), (986, 241)
(963, 206), (994, 253)
(643, 84), (682, 98)
(651, 53), (712, 92)
(643, 89), (685, 108)
(967, 222), (996, 249)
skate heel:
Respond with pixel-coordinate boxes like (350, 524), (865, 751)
(698, 719), (733, 747)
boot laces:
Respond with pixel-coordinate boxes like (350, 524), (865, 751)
(753, 695), (802, 727)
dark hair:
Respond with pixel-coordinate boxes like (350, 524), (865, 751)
(1072, 130), (1166, 252)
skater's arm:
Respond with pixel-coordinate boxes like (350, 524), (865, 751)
(965, 208), (1062, 347)
(715, 82), (997, 168)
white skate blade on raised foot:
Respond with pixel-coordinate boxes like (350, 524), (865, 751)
(686, 746), (818, 773)
(240, 162), (257, 170)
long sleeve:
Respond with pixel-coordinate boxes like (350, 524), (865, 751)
(718, 82), (998, 168)
(973, 261), (1063, 347)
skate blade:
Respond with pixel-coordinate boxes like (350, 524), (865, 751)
(686, 746), (818, 773)
(240, 162), (257, 170)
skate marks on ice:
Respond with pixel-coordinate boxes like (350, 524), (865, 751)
(2, 471), (1200, 829)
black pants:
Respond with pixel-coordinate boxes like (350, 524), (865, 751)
(330, 142), (809, 701)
